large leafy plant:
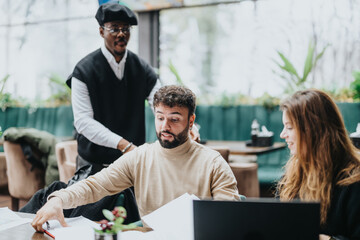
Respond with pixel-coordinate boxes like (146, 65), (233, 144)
(274, 41), (327, 94)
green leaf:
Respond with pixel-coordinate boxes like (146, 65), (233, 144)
(314, 44), (328, 63)
(0, 74), (10, 95)
(114, 216), (124, 225)
(303, 43), (328, 82)
(121, 223), (138, 230)
(277, 51), (300, 80)
(302, 42), (315, 82)
(94, 229), (105, 234)
(168, 60), (184, 86)
(102, 209), (115, 221)
(111, 224), (122, 233)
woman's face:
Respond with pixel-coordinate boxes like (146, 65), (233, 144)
(280, 111), (297, 155)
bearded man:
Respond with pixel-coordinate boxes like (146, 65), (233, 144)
(32, 85), (239, 232)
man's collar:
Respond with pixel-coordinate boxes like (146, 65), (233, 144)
(157, 137), (193, 158)
(101, 44), (128, 64)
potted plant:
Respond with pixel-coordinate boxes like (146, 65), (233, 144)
(94, 206), (137, 240)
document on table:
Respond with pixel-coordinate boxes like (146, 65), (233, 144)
(53, 226), (164, 240)
(43, 216), (101, 232)
(142, 193), (199, 240)
(48, 219), (163, 240)
(41, 216), (101, 240)
(0, 207), (32, 232)
(121, 230), (167, 240)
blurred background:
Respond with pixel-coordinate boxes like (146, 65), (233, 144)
(1, 0), (360, 202)
(1, 0), (360, 107)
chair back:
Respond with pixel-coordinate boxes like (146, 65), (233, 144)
(55, 140), (77, 183)
(4, 141), (45, 201)
(0, 152), (8, 188)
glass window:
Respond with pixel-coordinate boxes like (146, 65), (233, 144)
(159, 0), (360, 100)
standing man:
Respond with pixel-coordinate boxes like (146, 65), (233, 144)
(31, 85), (239, 232)
(68, 2), (159, 180)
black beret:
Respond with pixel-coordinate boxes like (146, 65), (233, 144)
(95, 3), (138, 26)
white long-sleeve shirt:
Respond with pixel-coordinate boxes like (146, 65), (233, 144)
(71, 45), (161, 149)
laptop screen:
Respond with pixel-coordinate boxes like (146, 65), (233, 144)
(193, 198), (320, 240)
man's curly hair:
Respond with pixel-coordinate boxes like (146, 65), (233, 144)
(153, 85), (196, 117)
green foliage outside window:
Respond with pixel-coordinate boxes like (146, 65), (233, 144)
(0, 74), (19, 111)
(0, 74), (70, 110)
(45, 74), (71, 107)
(273, 41), (328, 95)
(350, 70), (360, 101)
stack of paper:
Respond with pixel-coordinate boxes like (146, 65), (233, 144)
(0, 207), (32, 232)
(2, 193), (199, 240)
(142, 193), (199, 240)
(43, 216), (101, 239)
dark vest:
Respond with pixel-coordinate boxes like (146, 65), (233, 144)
(67, 49), (157, 164)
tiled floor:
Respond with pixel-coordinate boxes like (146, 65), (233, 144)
(0, 186), (28, 209)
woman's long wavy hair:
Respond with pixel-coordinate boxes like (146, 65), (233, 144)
(277, 89), (360, 225)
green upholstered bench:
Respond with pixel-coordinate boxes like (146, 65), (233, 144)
(145, 103), (360, 186)
(0, 106), (74, 152)
(1, 103), (359, 187)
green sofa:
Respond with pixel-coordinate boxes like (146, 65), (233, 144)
(1, 103), (359, 186)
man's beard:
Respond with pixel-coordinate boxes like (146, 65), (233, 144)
(157, 124), (189, 149)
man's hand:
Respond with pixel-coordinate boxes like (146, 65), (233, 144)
(190, 124), (201, 143)
(127, 144), (136, 153)
(31, 197), (68, 232)
(117, 139), (137, 154)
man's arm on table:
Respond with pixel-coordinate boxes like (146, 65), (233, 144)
(31, 150), (136, 231)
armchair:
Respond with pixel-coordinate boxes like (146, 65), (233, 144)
(55, 140), (77, 183)
(3, 141), (45, 211)
(0, 152), (8, 188)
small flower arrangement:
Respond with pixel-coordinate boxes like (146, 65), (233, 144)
(95, 206), (137, 236)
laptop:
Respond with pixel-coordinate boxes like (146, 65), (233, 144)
(193, 198), (320, 240)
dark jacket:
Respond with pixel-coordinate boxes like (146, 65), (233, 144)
(322, 181), (360, 239)
(3, 127), (59, 185)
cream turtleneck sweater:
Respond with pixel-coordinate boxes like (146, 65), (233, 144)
(50, 139), (239, 217)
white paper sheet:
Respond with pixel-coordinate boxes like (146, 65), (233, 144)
(51, 225), (95, 240)
(54, 227), (164, 240)
(0, 207), (32, 232)
(122, 230), (166, 240)
(142, 193), (199, 240)
(43, 216), (101, 234)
